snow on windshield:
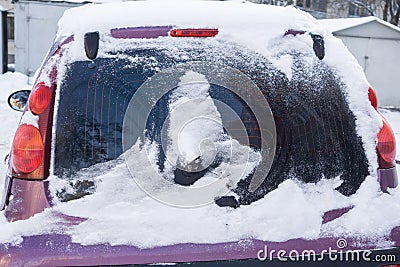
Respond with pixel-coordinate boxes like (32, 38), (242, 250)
(166, 71), (226, 168)
(120, 69), (261, 207)
(163, 70), (259, 185)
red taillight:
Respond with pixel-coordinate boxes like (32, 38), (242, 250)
(368, 86), (396, 168)
(29, 82), (51, 115)
(170, 29), (219, 37)
(12, 124), (44, 174)
(377, 115), (396, 168)
(368, 87), (378, 110)
(11, 77), (56, 179)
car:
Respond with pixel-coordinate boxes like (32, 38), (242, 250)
(0, 1), (399, 266)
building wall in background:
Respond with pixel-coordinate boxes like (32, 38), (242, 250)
(335, 25), (400, 106)
(0, 0), (14, 65)
(14, 1), (79, 76)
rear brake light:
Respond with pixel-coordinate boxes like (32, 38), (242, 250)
(377, 115), (396, 168)
(29, 82), (51, 115)
(170, 29), (218, 37)
(11, 76), (56, 179)
(368, 87), (378, 110)
(12, 124), (44, 173)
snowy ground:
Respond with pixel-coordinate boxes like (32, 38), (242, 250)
(0, 72), (30, 197)
(0, 72), (399, 248)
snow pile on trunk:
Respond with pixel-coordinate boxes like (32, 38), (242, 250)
(48, 165), (400, 248)
(50, 160), (326, 247)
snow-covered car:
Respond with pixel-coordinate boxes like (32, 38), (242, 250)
(1, 1), (399, 266)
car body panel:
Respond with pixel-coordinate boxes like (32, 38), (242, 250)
(378, 167), (399, 192)
(1, 231), (400, 266)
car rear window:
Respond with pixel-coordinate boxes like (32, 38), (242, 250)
(54, 41), (271, 177)
(54, 38), (369, 202)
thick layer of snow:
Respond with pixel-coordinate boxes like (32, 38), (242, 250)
(53, 166), (336, 247)
(57, 0), (322, 60)
(57, 1), (316, 38)
(123, 70), (261, 207)
(37, 0), (122, 4)
(166, 71), (226, 167)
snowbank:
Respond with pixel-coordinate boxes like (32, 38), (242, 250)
(0, 72), (30, 197)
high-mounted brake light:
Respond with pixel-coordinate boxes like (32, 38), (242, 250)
(111, 26), (172, 39)
(284, 29), (306, 36)
(377, 115), (396, 169)
(170, 29), (218, 37)
(12, 124), (44, 174)
(368, 87), (378, 110)
(29, 82), (52, 115)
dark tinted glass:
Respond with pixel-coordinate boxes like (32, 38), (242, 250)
(54, 43), (263, 177)
(54, 39), (369, 203)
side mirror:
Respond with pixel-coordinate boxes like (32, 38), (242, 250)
(7, 90), (31, 112)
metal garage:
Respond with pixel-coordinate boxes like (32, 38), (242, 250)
(13, 0), (84, 76)
(319, 17), (400, 107)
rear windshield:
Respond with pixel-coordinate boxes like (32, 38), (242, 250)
(54, 38), (368, 202)
(54, 40), (275, 177)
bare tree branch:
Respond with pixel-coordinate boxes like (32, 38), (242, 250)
(383, 0), (389, 21)
(389, 0), (395, 17)
(347, 0), (376, 15)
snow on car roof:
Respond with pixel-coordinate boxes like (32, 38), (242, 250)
(56, 0), (322, 39)
(13, 0), (119, 4)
